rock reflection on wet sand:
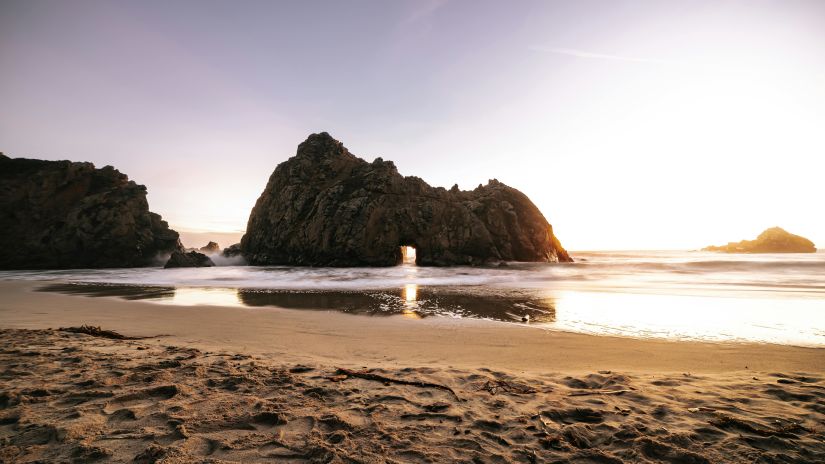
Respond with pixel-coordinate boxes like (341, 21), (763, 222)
(35, 282), (825, 345)
(36, 283), (556, 324)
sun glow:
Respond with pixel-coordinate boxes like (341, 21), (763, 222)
(401, 246), (417, 264)
(514, 9), (825, 250)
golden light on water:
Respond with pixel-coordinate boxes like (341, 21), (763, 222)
(549, 290), (825, 345)
(403, 283), (418, 303)
(401, 283), (421, 319)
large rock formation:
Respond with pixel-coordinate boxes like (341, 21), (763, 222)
(0, 153), (183, 269)
(241, 133), (571, 266)
(703, 227), (816, 253)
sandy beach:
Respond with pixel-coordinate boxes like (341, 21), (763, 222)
(4, 1), (824, 462)
(1, 280), (824, 463)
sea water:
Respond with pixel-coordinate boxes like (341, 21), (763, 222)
(2, 250), (823, 346)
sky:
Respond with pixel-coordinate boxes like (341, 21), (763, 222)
(1, 0), (823, 250)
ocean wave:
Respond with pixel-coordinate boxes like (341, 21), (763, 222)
(6, 250), (824, 346)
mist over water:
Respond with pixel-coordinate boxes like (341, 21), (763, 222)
(3, 251), (824, 346)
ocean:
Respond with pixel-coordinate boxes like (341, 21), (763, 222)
(2, 250), (823, 346)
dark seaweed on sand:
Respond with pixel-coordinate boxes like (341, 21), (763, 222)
(58, 325), (134, 340)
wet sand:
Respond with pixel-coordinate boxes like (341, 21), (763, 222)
(1, 280), (824, 462)
(0, 281), (822, 373)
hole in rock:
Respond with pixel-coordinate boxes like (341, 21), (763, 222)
(400, 246), (417, 265)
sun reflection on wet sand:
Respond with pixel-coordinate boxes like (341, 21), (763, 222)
(403, 283), (418, 303)
(548, 290), (825, 345)
(166, 287), (243, 307)
(30, 262), (825, 345)
(401, 283), (421, 318)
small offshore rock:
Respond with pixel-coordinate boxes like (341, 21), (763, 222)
(198, 241), (220, 254)
(703, 227), (815, 253)
(164, 251), (215, 268)
(221, 243), (242, 258)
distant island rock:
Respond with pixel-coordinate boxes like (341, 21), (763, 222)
(703, 227), (816, 253)
(241, 132), (571, 266)
(164, 250), (215, 268)
(199, 241), (220, 254)
(0, 153), (183, 269)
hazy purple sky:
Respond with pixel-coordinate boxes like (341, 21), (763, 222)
(2, 0), (824, 249)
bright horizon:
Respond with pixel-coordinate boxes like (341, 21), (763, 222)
(2, 0), (823, 251)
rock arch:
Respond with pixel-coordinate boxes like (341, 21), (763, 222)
(241, 133), (571, 266)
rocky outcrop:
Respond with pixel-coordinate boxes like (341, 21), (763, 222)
(704, 227), (816, 253)
(164, 250), (215, 268)
(241, 133), (571, 266)
(222, 243), (242, 258)
(0, 153), (182, 269)
(199, 241), (220, 254)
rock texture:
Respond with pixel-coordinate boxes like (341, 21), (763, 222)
(241, 133), (571, 266)
(164, 250), (215, 268)
(222, 243), (242, 258)
(199, 241), (220, 254)
(704, 227), (816, 253)
(0, 153), (182, 269)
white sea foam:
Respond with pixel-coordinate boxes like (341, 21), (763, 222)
(3, 250), (823, 297)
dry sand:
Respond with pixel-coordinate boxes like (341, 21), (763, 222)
(1, 281), (824, 462)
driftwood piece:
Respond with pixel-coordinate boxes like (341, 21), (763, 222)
(58, 325), (135, 340)
(334, 368), (460, 400)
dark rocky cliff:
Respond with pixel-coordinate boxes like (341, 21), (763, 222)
(0, 153), (183, 269)
(703, 227), (816, 253)
(241, 133), (571, 266)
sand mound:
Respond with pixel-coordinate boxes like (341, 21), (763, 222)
(0, 329), (823, 463)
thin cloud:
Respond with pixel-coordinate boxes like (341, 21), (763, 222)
(401, 0), (449, 25)
(530, 46), (674, 65)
